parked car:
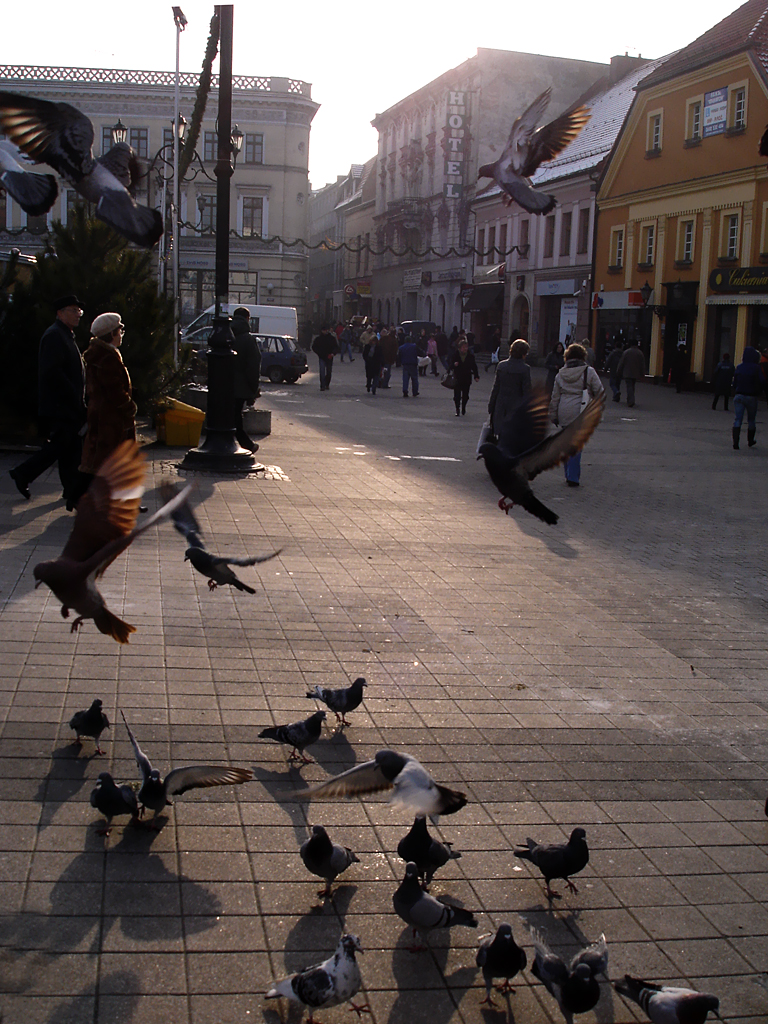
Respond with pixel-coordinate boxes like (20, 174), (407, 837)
(181, 326), (213, 347)
(398, 320), (437, 339)
(256, 334), (308, 383)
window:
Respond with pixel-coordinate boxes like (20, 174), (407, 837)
(726, 213), (739, 258)
(242, 196), (263, 237)
(685, 98), (702, 143)
(646, 109), (663, 154)
(560, 211), (572, 257)
(0, 191), (6, 229)
(101, 126), (113, 154)
(690, 102), (701, 139)
(356, 234), (362, 275)
(488, 226), (496, 266)
(577, 207), (590, 253)
(679, 219), (694, 262)
(245, 133), (264, 164)
(26, 212), (47, 233)
(198, 194), (216, 233)
(498, 222), (507, 257)
(364, 232), (370, 274)
(543, 215), (555, 258)
(66, 190), (84, 221)
(203, 131), (217, 162)
(640, 223), (655, 265)
(129, 128), (148, 158)
(519, 218), (529, 255)
(610, 227), (624, 268)
(733, 88), (746, 128)
(163, 127), (175, 151)
(476, 227), (485, 261)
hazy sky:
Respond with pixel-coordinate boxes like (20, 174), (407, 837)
(1, 0), (748, 187)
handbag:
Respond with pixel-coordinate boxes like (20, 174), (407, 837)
(441, 371), (456, 389)
(579, 366), (590, 412)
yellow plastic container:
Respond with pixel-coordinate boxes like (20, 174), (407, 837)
(157, 398), (205, 446)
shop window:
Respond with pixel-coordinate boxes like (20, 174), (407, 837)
(560, 211), (572, 257)
(760, 202), (768, 256)
(609, 226), (624, 270)
(577, 207), (590, 253)
(543, 215), (555, 258)
(646, 110), (663, 156)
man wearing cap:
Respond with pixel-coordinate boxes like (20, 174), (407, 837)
(9, 294), (86, 508)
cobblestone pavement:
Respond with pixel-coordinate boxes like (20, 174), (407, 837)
(1, 359), (767, 1024)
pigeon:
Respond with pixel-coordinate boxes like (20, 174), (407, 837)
(478, 390), (605, 525)
(160, 481), (282, 593)
(306, 676), (367, 726)
(0, 139), (58, 215)
(531, 929), (608, 1024)
(393, 861), (477, 951)
(478, 88), (590, 214)
(396, 814), (461, 888)
(69, 698), (109, 755)
(259, 710), (326, 764)
(121, 711), (252, 824)
(266, 933), (369, 1022)
(514, 827), (590, 899)
(296, 749), (467, 823)
(300, 824), (360, 897)
(89, 771), (139, 836)
(0, 91), (162, 247)
(760, 126), (768, 159)
(476, 923), (528, 1005)
(32, 441), (191, 643)
(614, 976), (720, 1024)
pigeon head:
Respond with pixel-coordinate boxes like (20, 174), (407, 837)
(33, 561), (52, 587)
(404, 861), (420, 881)
(340, 933), (363, 955)
(96, 772), (113, 784)
(573, 964), (592, 982)
(478, 162), (496, 179)
(91, 699), (103, 709)
(311, 824), (327, 836)
(477, 442), (504, 464)
(569, 827), (587, 843)
(312, 710), (327, 722)
(497, 923), (513, 939)
(149, 769), (162, 783)
(352, 677), (367, 688)
(375, 749), (409, 780)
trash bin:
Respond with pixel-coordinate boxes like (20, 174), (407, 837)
(156, 398), (206, 447)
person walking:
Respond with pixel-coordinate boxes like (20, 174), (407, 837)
(380, 327), (397, 388)
(9, 294), (86, 509)
(339, 322), (355, 362)
(488, 338), (531, 436)
(230, 307), (261, 452)
(732, 345), (763, 449)
(711, 352), (734, 411)
(435, 327), (450, 372)
(549, 342), (604, 486)
(398, 334), (419, 397)
(362, 333), (383, 395)
(426, 332), (439, 376)
(617, 341), (646, 408)
(311, 324), (339, 391)
(605, 342), (624, 402)
(544, 342), (565, 395)
(449, 336), (479, 416)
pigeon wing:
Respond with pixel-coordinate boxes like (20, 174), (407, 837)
(497, 89), (552, 175)
(522, 105), (591, 177)
(222, 547), (283, 567)
(95, 187), (164, 248)
(0, 90), (95, 180)
(293, 966), (334, 1008)
(163, 764), (252, 797)
(297, 758), (393, 801)
(120, 711), (153, 783)
(496, 388), (551, 458)
(572, 933), (608, 976)
(517, 394), (605, 481)
(160, 481), (206, 548)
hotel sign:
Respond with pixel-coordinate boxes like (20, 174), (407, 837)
(444, 90), (468, 200)
(703, 88), (727, 137)
(709, 266), (768, 292)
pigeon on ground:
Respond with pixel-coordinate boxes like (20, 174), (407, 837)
(393, 861), (477, 951)
(32, 441), (191, 643)
(478, 88), (590, 214)
(397, 814), (461, 888)
(614, 975), (719, 1024)
(0, 90), (162, 247)
(89, 771), (139, 836)
(259, 710), (326, 764)
(514, 827), (590, 899)
(478, 390), (605, 525)
(306, 676), (367, 726)
(160, 481), (282, 593)
(296, 749), (467, 823)
(476, 923), (528, 1005)
(265, 933), (369, 1021)
(69, 698), (109, 755)
(531, 929), (608, 1024)
(300, 824), (360, 897)
(121, 711), (252, 824)
(0, 139), (58, 215)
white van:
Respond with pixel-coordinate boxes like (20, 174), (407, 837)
(181, 303), (298, 340)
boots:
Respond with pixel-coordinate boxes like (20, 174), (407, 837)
(732, 427), (740, 450)
(748, 428), (757, 447)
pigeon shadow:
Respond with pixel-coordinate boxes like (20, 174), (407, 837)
(281, 902), (351, 975)
(34, 743), (97, 829)
(312, 726), (357, 773)
(251, 764), (311, 844)
(41, 973), (140, 1024)
(387, 928), (454, 1024)
(308, 882), (358, 919)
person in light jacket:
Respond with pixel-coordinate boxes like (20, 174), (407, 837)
(549, 342), (604, 487)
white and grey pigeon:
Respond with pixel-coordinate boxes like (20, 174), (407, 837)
(0, 90), (162, 247)
(0, 139), (58, 215)
(259, 709), (326, 765)
(265, 933), (369, 1023)
(121, 711), (252, 824)
(300, 824), (360, 898)
(160, 481), (282, 594)
(530, 928), (608, 1024)
(477, 87), (590, 214)
(476, 923), (528, 1005)
(296, 749), (467, 823)
(393, 861), (477, 951)
(614, 975), (720, 1024)
(69, 698), (110, 755)
(306, 676), (367, 726)
(89, 771), (139, 836)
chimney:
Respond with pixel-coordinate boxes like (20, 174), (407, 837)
(609, 53), (649, 82)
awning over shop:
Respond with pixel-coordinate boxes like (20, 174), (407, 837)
(473, 262), (506, 285)
(462, 283), (504, 313)
(705, 294), (768, 305)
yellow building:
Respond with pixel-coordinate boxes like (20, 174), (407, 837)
(593, 0), (768, 383)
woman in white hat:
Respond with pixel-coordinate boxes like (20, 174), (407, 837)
(79, 312), (137, 478)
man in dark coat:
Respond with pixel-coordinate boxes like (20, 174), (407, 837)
(398, 336), (420, 397)
(311, 323), (339, 391)
(10, 294), (86, 509)
(617, 342), (646, 408)
(231, 307), (262, 452)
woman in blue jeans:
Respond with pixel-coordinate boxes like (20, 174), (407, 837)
(732, 346), (764, 449)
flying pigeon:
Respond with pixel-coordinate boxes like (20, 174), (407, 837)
(296, 749), (467, 823)
(478, 390), (605, 525)
(0, 139), (58, 215)
(89, 771), (139, 836)
(259, 709), (326, 764)
(476, 923), (528, 1005)
(121, 711), (252, 824)
(478, 88), (590, 214)
(0, 90), (162, 247)
(69, 698), (109, 755)
(393, 861), (477, 951)
(531, 929), (608, 1024)
(614, 975), (720, 1024)
(32, 441), (191, 643)
(514, 827), (589, 899)
(306, 676), (367, 726)
(300, 824), (360, 897)
(396, 814), (461, 889)
(160, 481), (282, 593)
(266, 933), (369, 1022)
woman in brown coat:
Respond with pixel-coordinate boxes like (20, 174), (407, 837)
(80, 312), (136, 475)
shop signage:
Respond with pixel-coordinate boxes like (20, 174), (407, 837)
(436, 267), (464, 281)
(591, 290), (644, 309)
(402, 269), (423, 289)
(535, 279), (576, 296)
(703, 88), (727, 138)
(356, 279), (371, 296)
(444, 89), (467, 201)
(709, 266), (768, 292)
(559, 296), (579, 344)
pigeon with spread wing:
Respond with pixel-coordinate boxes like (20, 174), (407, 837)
(478, 88), (590, 214)
(0, 139), (58, 215)
(0, 90), (162, 247)
(32, 441), (191, 643)
(531, 929), (608, 1024)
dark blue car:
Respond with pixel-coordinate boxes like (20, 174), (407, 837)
(256, 334), (308, 384)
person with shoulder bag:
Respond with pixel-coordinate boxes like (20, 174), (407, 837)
(549, 342), (604, 487)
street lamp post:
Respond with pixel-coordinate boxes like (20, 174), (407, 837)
(172, 7), (187, 369)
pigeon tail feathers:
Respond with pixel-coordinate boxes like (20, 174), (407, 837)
(436, 783), (468, 816)
(519, 492), (559, 525)
(503, 177), (556, 214)
(92, 607), (136, 644)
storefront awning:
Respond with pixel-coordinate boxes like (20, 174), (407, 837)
(705, 294), (768, 305)
(473, 262), (506, 285)
(462, 284), (504, 313)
